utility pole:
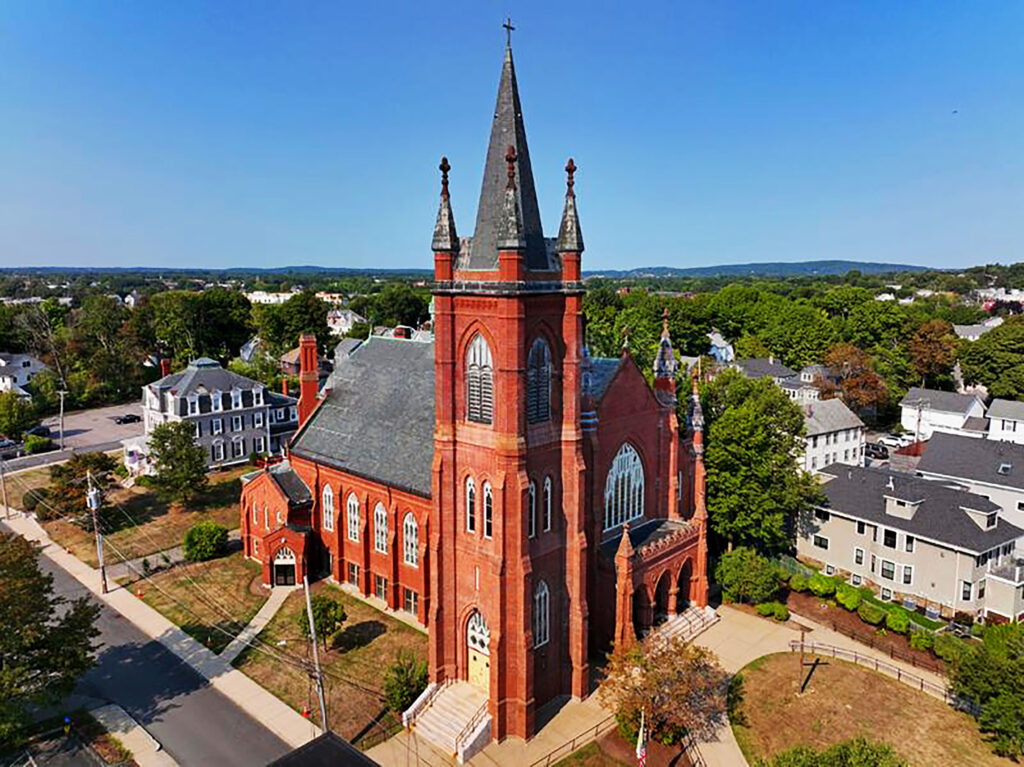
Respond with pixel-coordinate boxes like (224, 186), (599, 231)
(1, 456), (9, 520)
(86, 471), (107, 594)
(58, 389), (68, 451)
(302, 574), (329, 732)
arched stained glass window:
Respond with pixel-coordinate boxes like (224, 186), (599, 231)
(603, 443), (645, 530)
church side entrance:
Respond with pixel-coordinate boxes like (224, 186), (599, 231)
(274, 547), (296, 586)
(467, 611), (490, 692)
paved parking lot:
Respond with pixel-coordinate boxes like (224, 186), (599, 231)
(41, 402), (144, 451)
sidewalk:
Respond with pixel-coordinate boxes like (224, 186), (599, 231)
(105, 529), (242, 581)
(2, 509), (319, 751)
(89, 704), (178, 767)
(220, 584), (296, 664)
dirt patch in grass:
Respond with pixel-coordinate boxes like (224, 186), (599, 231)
(42, 466), (246, 567)
(732, 652), (1005, 767)
(233, 582), (428, 747)
(130, 551), (266, 654)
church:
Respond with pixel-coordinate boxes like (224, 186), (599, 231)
(239, 38), (709, 749)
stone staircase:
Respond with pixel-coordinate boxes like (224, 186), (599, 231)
(650, 605), (720, 646)
(408, 681), (489, 762)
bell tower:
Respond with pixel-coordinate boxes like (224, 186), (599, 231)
(429, 38), (589, 741)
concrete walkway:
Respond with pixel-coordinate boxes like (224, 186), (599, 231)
(220, 584), (296, 664)
(89, 704), (179, 767)
(2, 508), (319, 751)
(106, 529), (242, 581)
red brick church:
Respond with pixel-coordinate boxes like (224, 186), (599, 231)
(240, 39), (709, 746)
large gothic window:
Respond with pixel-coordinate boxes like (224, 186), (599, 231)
(466, 333), (494, 424)
(466, 477), (477, 533)
(534, 581), (550, 647)
(374, 503), (388, 554)
(527, 338), (552, 424)
(347, 493), (360, 542)
(603, 443), (645, 531)
(322, 485), (334, 531)
(403, 512), (418, 567)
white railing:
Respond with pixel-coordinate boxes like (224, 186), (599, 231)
(403, 677), (452, 728)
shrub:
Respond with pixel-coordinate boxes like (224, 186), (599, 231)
(807, 573), (835, 598)
(909, 629), (934, 652)
(835, 583), (862, 611)
(857, 601), (886, 626)
(23, 435), (54, 454)
(183, 521), (228, 562)
(297, 593), (346, 640)
(714, 547), (780, 604)
(21, 488), (47, 513)
(762, 737), (907, 766)
(771, 602), (790, 621)
(885, 607), (910, 635)
(934, 632), (968, 665)
(383, 651), (429, 713)
(788, 573), (808, 593)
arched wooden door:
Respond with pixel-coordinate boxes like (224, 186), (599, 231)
(467, 611), (491, 692)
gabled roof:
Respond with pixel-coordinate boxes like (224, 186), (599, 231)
(269, 463), (312, 506)
(918, 431), (1024, 491)
(803, 398), (864, 436)
(589, 357), (623, 401)
(267, 731), (377, 767)
(290, 337), (435, 498)
(899, 386), (981, 415)
(988, 399), (1024, 421)
(818, 464), (1020, 554)
(735, 358), (796, 380)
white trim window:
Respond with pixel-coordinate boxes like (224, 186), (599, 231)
(543, 476), (552, 532)
(231, 388), (242, 409)
(212, 418), (223, 435)
(254, 411), (264, 428)
(252, 503), (258, 525)
(322, 485), (335, 531)
(374, 503), (388, 554)
(212, 441), (225, 462)
(264, 504), (268, 529)
(466, 333), (494, 424)
(289, 406), (297, 421)
(533, 580), (550, 647)
(254, 388), (263, 406)
(902, 564), (913, 586)
(254, 436), (265, 453)
(253, 538), (259, 556)
(962, 581), (973, 601)
(187, 394), (199, 416)
(231, 415), (243, 432)
(905, 535), (915, 553)
(483, 482), (493, 539)
(881, 559), (896, 581)
(603, 443), (644, 530)
(347, 493), (360, 542)
(195, 421), (203, 439)
(854, 547), (864, 566)
(211, 391), (222, 412)
(403, 513), (418, 567)
(466, 477), (476, 533)
(232, 437), (244, 458)
(528, 481), (537, 539)
(813, 534), (829, 550)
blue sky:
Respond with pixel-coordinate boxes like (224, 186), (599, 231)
(1, 1), (1021, 271)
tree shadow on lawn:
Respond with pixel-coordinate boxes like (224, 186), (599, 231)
(331, 620), (386, 652)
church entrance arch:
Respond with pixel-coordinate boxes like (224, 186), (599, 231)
(653, 571), (671, 625)
(466, 611), (491, 691)
(273, 547), (296, 586)
(677, 559), (693, 612)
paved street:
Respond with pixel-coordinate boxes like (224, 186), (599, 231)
(6, 521), (293, 767)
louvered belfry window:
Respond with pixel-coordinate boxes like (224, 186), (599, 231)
(527, 338), (552, 424)
(467, 333), (494, 424)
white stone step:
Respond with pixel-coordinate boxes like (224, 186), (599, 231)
(411, 681), (488, 757)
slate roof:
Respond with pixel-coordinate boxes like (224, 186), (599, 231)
(589, 357), (622, 401)
(954, 323), (997, 339)
(817, 464), (1021, 554)
(267, 731), (378, 767)
(150, 357), (260, 398)
(918, 432), (1024, 491)
(269, 462), (312, 506)
(899, 386), (981, 415)
(963, 416), (990, 433)
(988, 399), (1024, 421)
(803, 398), (864, 437)
(735, 358), (797, 380)
(290, 337), (435, 497)
(598, 518), (695, 560)
(458, 45), (550, 272)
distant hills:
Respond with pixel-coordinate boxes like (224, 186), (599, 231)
(585, 260), (931, 279)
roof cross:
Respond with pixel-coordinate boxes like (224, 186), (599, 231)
(503, 18), (515, 48)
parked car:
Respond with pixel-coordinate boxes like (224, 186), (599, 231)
(24, 424), (51, 438)
(114, 413), (142, 425)
(879, 434), (913, 449)
(0, 439), (22, 460)
(865, 442), (889, 460)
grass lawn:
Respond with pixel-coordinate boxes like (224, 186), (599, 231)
(129, 550), (266, 654)
(41, 466), (247, 567)
(3, 466), (55, 512)
(233, 582), (428, 748)
(732, 652), (1007, 766)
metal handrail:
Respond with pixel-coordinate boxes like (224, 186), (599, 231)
(528, 713), (617, 767)
(454, 699), (489, 754)
(406, 677), (452, 728)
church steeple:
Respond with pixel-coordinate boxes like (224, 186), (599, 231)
(431, 156), (459, 253)
(463, 40), (548, 270)
(653, 308), (678, 400)
(557, 158), (584, 258)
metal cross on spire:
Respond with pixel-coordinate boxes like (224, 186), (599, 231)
(503, 17), (515, 48)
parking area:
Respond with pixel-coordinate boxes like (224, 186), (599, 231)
(41, 402), (144, 451)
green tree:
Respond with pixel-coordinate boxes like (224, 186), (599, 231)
(960, 316), (1024, 399)
(0, 391), (37, 438)
(149, 421), (208, 504)
(183, 521), (228, 562)
(383, 651), (429, 713)
(845, 301), (906, 349)
(297, 593), (347, 640)
(46, 452), (117, 522)
(0, 534), (100, 750)
(761, 301), (835, 368)
(702, 370), (821, 552)
(253, 291), (330, 356)
(979, 692), (1024, 759)
(714, 547), (779, 604)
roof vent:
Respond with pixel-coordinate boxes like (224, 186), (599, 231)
(999, 462), (1013, 475)
(886, 476), (895, 491)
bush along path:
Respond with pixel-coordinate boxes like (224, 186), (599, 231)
(105, 529), (242, 582)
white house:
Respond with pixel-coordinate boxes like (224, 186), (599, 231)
(0, 353), (47, 400)
(954, 316), (1003, 342)
(899, 387), (986, 441)
(986, 399), (1024, 445)
(802, 398), (865, 472)
(327, 308), (367, 336)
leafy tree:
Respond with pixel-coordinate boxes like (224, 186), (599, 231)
(600, 634), (728, 745)
(701, 370), (822, 552)
(361, 283), (430, 328)
(907, 319), (957, 386)
(297, 593), (347, 640)
(0, 391), (37, 439)
(149, 421), (208, 505)
(814, 285), (873, 319)
(183, 521), (228, 562)
(46, 451), (117, 522)
(758, 737), (906, 767)
(979, 692), (1024, 758)
(951, 623), (1024, 752)
(0, 533), (100, 750)
(714, 547), (779, 604)
(824, 344), (888, 414)
(845, 301), (906, 349)
(383, 651), (429, 713)
(253, 291), (330, 356)
(960, 316), (1024, 399)
(761, 302), (835, 368)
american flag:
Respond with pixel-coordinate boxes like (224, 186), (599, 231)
(636, 710), (647, 767)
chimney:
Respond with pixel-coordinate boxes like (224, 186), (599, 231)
(297, 334), (319, 425)
(159, 358), (172, 377)
(281, 378), (288, 397)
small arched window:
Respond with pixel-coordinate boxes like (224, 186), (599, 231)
(604, 443), (645, 531)
(322, 485), (334, 531)
(252, 502), (258, 525)
(528, 480), (537, 539)
(543, 476), (552, 532)
(347, 493), (360, 542)
(403, 513), (418, 567)
(483, 482), (493, 539)
(466, 477), (477, 533)
(374, 503), (388, 554)
(527, 338), (552, 424)
(534, 580), (550, 647)
(466, 333), (494, 424)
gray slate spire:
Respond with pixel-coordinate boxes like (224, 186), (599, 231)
(654, 308), (678, 379)
(463, 44), (548, 270)
(496, 146), (526, 250)
(431, 156), (459, 253)
(557, 158), (584, 253)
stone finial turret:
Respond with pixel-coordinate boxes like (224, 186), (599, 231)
(431, 156), (459, 253)
(496, 145), (526, 251)
(557, 158), (584, 254)
(654, 307), (678, 381)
